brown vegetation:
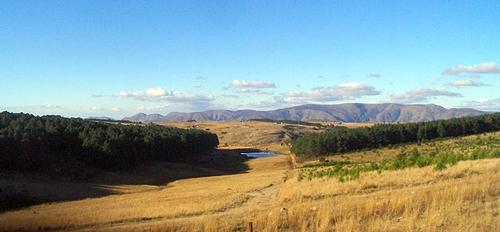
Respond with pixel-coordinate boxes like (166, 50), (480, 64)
(159, 120), (326, 154)
(0, 122), (498, 231)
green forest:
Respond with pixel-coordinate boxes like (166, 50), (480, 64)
(0, 112), (219, 171)
(292, 113), (500, 156)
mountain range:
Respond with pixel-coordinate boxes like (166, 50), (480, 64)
(122, 103), (487, 123)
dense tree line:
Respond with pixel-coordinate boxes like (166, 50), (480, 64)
(0, 112), (219, 171)
(291, 113), (500, 156)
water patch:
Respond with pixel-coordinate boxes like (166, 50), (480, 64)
(241, 152), (279, 158)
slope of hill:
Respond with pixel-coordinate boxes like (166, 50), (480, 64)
(1, 132), (498, 231)
(123, 103), (486, 122)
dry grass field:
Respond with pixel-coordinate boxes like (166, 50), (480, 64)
(159, 120), (328, 154)
(0, 121), (498, 231)
(0, 151), (291, 231)
(152, 158), (499, 232)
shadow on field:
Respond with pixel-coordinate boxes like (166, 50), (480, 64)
(0, 148), (258, 213)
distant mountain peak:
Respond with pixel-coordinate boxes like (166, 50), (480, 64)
(123, 103), (486, 123)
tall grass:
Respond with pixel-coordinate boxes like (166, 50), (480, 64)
(300, 133), (500, 181)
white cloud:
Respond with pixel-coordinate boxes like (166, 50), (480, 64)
(144, 87), (167, 97)
(91, 106), (105, 111)
(39, 104), (63, 109)
(443, 62), (500, 75)
(237, 89), (274, 95)
(161, 92), (215, 104)
(114, 87), (213, 102)
(220, 94), (240, 99)
(114, 87), (215, 109)
(390, 88), (462, 103)
(448, 79), (488, 87)
(137, 105), (169, 112)
(231, 80), (276, 88)
(240, 96), (289, 109)
(336, 82), (373, 90)
(460, 98), (500, 112)
(115, 87), (168, 98)
(368, 73), (382, 79)
(91, 106), (123, 112)
(283, 82), (380, 104)
(227, 80), (276, 95)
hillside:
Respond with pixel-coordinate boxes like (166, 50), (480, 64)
(1, 130), (498, 231)
(123, 103), (486, 122)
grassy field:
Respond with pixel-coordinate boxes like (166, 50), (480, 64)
(159, 120), (328, 154)
(0, 122), (498, 231)
(299, 132), (500, 181)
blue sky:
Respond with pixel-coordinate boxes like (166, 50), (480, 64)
(1, 0), (499, 118)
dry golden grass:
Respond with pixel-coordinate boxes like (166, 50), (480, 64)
(3, 155), (497, 231)
(134, 159), (500, 232)
(0, 152), (291, 232)
(159, 120), (370, 154)
(0, 122), (498, 232)
(160, 121), (302, 154)
(0, 159), (230, 205)
(80, 158), (498, 232)
(160, 120), (371, 155)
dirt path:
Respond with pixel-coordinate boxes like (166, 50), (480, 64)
(0, 153), (292, 232)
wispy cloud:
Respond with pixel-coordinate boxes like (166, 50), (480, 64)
(447, 79), (489, 87)
(231, 80), (276, 88)
(460, 98), (500, 112)
(443, 62), (500, 75)
(227, 80), (277, 95)
(113, 87), (215, 109)
(237, 89), (274, 95)
(5, 105), (64, 110)
(220, 94), (240, 99)
(368, 73), (382, 79)
(283, 82), (381, 104)
(240, 96), (289, 109)
(115, 87), (167, 98)
(91, 106), (122, 112)
(39, 104), (63, 109)
(137, 105), (169, 112)
(390, 88), (462, 103)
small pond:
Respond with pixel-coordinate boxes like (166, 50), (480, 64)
(241, 152), (279, 158)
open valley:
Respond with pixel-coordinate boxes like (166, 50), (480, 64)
(1, 119), (499, 231)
